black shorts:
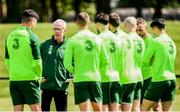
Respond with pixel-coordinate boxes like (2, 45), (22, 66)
(10, 80), (41, 105)
(144, 80), (176, 102)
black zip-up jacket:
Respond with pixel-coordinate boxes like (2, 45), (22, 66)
(40, 36), (71, 92)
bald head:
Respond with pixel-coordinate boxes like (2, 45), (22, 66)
(124, 16), (137, 33)
(53, 19), (67, 43)
(53, 19), (67, 30)
(124, 17), (137, 28)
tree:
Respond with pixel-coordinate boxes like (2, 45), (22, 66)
(152, 0), (170, 19)
(50, 0), (60, 22)
(95, 0), (111, 14)
(0, 0), (2, 22)
(73, 0), (81, 19)
(118, 0), (143, 18)
(135, 0), (143, 17)
(6, 0), (21, 22)
(39, 0), (49, 22)
(152, 0), (163, 19)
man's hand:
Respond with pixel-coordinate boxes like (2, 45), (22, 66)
(65, 78), (73, 82)
(40, 77), (46, 83)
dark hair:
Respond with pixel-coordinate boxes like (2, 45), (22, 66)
(22, 9), (39, 23)
(150, 18), (165, 30)
(137, 18), (146, 25)
(109, 13), (120, 27)
(75, 12), (90, 26)
(95, 12), (109, 25)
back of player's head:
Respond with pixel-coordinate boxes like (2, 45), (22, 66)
(137, 18), (147, 26)
(109, 12), (120, 27)
(150, 18), (165, 30)
(22, 9), (39, 23)
(95, 12), (109, 25)
(124, 16), (137, 28)
(75, 12), (90, 26)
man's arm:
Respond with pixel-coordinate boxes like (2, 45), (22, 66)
(100, 42), (109, 76)
(142, 40), (156, 68)
(64, 39), (74, 74)
(30, 32), (42, 79)
(118, 40), (125, 75)
(151, 42), (167, 77)
(5, 40), (10, 72)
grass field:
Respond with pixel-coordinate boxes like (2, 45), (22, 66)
(0, 79), (180, 111)
(0, 22), (180, 111)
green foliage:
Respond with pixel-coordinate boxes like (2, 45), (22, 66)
(166, 0), (180, 8)
(119, 0), (180, 7)
(80, 1), (96, 20)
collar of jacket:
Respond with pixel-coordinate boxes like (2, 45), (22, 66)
(51, 35), (65, 45)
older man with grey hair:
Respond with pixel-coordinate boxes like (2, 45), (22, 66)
(124, 16), (145, 111)
(40, 19), (72, 111)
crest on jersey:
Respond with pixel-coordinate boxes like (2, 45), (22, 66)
(48, 45), (53, 54)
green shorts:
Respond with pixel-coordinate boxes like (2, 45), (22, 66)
(121, 83), (136, 103)
(144, 80), (176, 102)
(102, 82), (121, 104)
(134, 81), (143, 100)
(10, 80), (41, 105)
(141, 77), (151, 103)
(74, 82), (102, 104)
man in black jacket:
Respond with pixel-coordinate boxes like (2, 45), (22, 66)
(40, 19), (71, 111)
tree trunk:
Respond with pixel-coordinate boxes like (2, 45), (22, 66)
(6, 0), (21, 22)
(135, 0), (143, 18)
(153, 0), (163, 19)
(50, 0), (60, 22)
(96, 0), (111, 14)
(73, 0), (81, 20)
(40, 0), (48, 22)
(0, 0), (3, 22)
(61, 0), (66, 15)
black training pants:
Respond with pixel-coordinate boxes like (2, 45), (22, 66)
(41, 89), (68, 111)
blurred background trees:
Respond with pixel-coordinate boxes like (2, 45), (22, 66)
(0, 0), (180, 23)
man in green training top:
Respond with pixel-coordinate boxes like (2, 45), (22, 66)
(141, 19), (176, 111)
(108, 13), (136, 111)
(136, 18), (153, 98)
(5, 9), (42, 111)
(40, 19), (71, 111)
(136, 18), (162, 111)
(108, 12), (127, 38)
(124, 17), (145, 111)
(64, 12), (108, 111)
(95, 12), (122, 111)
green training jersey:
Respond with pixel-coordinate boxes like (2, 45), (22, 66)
(142, 35), (153, 80)
(64, 29), (109, 82)
(115, 29), (127, 38)
(154, 33), (176, 81)
(5, 26), (42, 81)
(143, 33), (176, 82)
(115, 30), (137, 84)
(99, 30), (123, 82)
(129, 32), (145, 82)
